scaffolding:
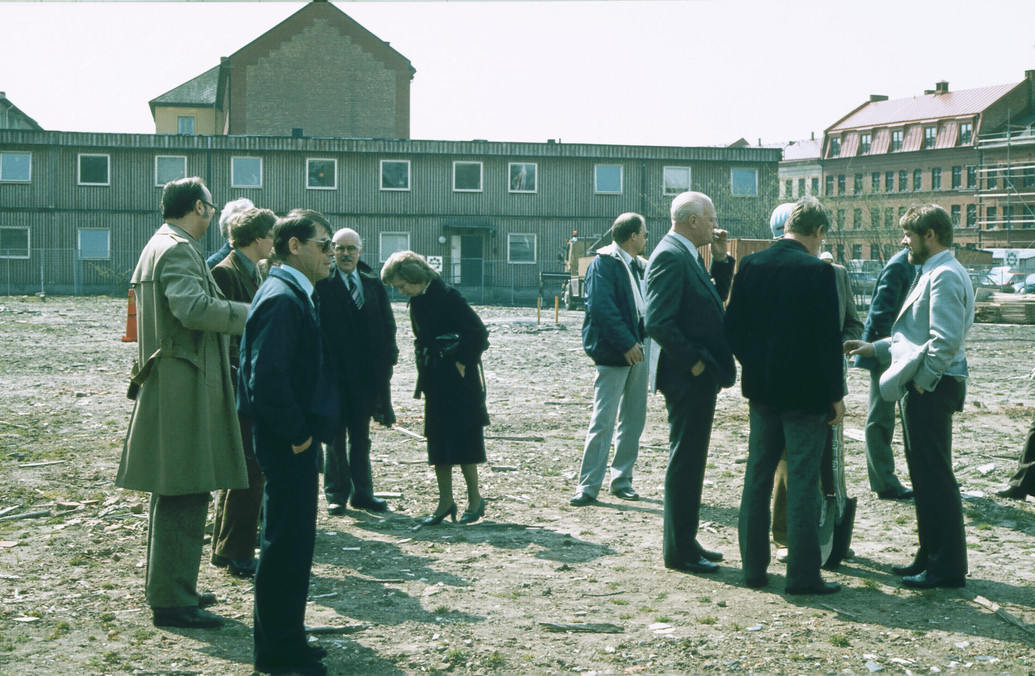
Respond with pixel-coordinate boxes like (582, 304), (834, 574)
(976, 120), (1035, 248)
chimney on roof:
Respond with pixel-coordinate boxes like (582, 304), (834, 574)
(811, 131), (815, 141)
(869, 94), (888, 102)
(1026, 69), (1035, 81)
(935, 81), (949, 94)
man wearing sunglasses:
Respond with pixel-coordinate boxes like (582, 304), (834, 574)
(239, 214), (338, 675)
(117, 176), (251, 629)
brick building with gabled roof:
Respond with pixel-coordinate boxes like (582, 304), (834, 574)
(817, 70), (1035, 262)
(149, 0), (415, 139)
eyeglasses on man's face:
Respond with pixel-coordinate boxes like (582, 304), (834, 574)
(201, 199), (219, 212)
(334, 244), (360, 255)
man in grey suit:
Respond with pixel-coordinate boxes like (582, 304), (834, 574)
(645, 191), (735, 574)
(846, 204), (974, 589)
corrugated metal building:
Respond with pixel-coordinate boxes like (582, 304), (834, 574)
(0, 130), (779, 301)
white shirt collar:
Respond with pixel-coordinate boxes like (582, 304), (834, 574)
(280, 264), (315, 305)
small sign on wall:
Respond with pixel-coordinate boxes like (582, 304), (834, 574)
(426, 255), (443, 273)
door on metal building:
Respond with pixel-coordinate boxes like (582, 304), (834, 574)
(450, 233), (484, 287)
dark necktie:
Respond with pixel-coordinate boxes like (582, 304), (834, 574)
(347, 274), (362, 308)
(695, 254), (708, 276)
(631, 258), (644, 280)
(906, 267), (922, 297)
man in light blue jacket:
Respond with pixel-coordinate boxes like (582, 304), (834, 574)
(846, 204), (974, 590)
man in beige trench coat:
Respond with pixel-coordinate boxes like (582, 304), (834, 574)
(116, 177), (250, 629)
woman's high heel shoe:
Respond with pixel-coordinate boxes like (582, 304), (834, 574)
(420, 502), (457, 526)
(459, 498), (486, 525)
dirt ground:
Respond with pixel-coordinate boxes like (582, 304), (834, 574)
(1, 295), (1035, 675)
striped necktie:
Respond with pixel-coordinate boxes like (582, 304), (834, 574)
(347, 274), (362, 308)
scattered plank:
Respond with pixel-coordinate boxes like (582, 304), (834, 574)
(490, 465), (519, 472)
(971, 594), (1035, 639)
(539, 621), (624, 633)
(18, 460), (67, 468)
(0, 506), (20, 517)
(306, 624), (367, 635)
(583, 591), (624, 597)
(820, 603), (858, 619)
(393, 426), (426, 441)
(545, 401), (588, 406)
(0, 509), (51, 522)
(0, 420), (29, 430)
(485, 435), (545, 443)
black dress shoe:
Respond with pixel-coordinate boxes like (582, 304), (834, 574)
(785, 580), (841, 596)
(876, 487), (914, 500)
(326, 502), (347, 516)
(254, 654), (327, 675)
(569, 492), (596, 507)
(665, 557), (719, 574)
(745, 574), (768, 589)
(351, 495), (389, 512)
(996, 485), (1028, 500)
(305, 645), (328, 660)
(610, 487), (640, 501)
(695, 541), (724, 562)
(212, 553), (257, 578)
(152, 606), (223, 629)
(197, 592), (218, 608)
(890, 561), (925, 577)
(902, 571), (965, 589)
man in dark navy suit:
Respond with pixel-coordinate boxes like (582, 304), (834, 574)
(725, 196), (845, 596)
(854, 248), (916, 500)
(239, 214), (338, 676)
(645, 191), (736, 574)
(313, 221), (398, 514)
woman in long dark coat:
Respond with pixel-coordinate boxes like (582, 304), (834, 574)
(381, 251), (490, 525)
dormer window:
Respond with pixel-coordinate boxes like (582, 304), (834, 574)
(829, 137), (841, 157)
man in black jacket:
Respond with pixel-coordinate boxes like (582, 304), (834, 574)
(314, 224), (398, 514)
(645, 192), (735, 574)
(571, 213), (649, 506)
(725, 196), (844, 595)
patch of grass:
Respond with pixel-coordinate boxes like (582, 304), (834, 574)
(482, 651), (506, 670)
(655, 615), (673, 623)
(639, 606), (657, 613)
(102, 651), (121, 665)
(47, 621), (71, 640)
(619, 613), (633, 620)
(697, 616), (718, 625)
(446, 648), (467, 666)
(606, 581), (621, 589)
(100, 582), (116, 590)
(697, 596), (711, 603)
(131, 628), (155, 644)
(434, 605), (450, 614)
(730, 622), (743, 631)
(975, 523), (993, 531)
(894, 514), (909, 525)
(862, 578), (880, 590)
(611, 598), (630, 606)
(830, 635), (849, 647)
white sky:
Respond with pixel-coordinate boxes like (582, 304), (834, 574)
(2, 1), (1034, 147)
